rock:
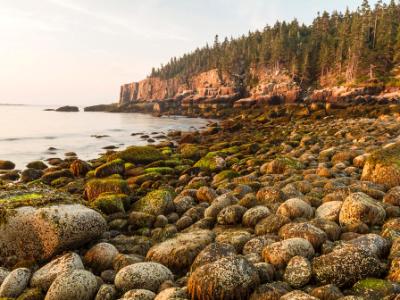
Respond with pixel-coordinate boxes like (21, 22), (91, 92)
(132, 189), (174, 216)
(334, 233), (390, 258)
(191, 242), (236, 271)
(0, 204), (107, 261)
(154, 287), (188, 300)
(312, 245), (384, 287)
(256, 187), (285, 206)
(45, 269), (98, 300)
(146, 230), (215, 271)
(70, 159), (92, 177)
(91, 193), (127, 214)
(0, 160), (15, 170)
(352, 278), (397, 299)
(173, 195), (196, 215)
(30, 252), (84, 291)
(41, 169), (74, 184)
(242, 206), (271, 227)
(383, 186), (400, 206)
(114, 262), (173, 293)
(262, 238), (315, 268)
(55, 105), (79, 112)
(260, 157), (303, 174)
(278, 222), (327, 249)
(21, 168), (43, 182)
(16, 287), (44, 300)
(215, 229), (252, 252)
(26, 160), (47, 170)
(128, 211), (156, 229)
(283, 256), (312, 288)
(217, 205), (247, 225)
(187, 256), (260, 300)
(255, 214), (290, 235)
(0, 268), (31, 298)
(196, 186), (218, 203)
(309, 284), (344, 300)
(84, 243), (119, 272)
(109, 146), (163, 164)
(280, 290), (319, 300)
(361, 143), (400, 188)
(315, 201), (343, 222)
(338, 192), (386, 227)
(387, 257), (400, 282)
(204, 193), (238, 219)
(0, 268), (10, 286)
(94, 159), (125, 178)
(243, 235), (280, 256)
(249, 281), (291, 299)
(194, 154), (226, 172)
(212, 170), (239, 185)
(122, 289), (156, 299)
(85, 178), (130, 201)
(276, 198), (314, 220)
(95, 284), (117, 300)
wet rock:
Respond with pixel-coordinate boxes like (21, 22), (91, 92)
(94, 159), (125, 178)
(339, 192), (386, 227)
(21, 168), (43, 182)
(0, 204), (107, 261)
(41, 169), (74, 184)
(84, 243), (119, 272)
(55, 105), (79, 112)
(0, 160), (15, 170)
(187, 255), (260, 300)
(146, 230), (215, 272)
(312, 245), (384, 287)
(276, 198), (314, 220)
(263, 238), (315, 268)
(31, 252), (84, 291)
(85, 178), (129, 201)
(114, 262), (173, 293)
(45, 269), (98, 300)
(26, 160), (47, 170)
(132, 189), (174, 216)
(70, 159), (92, 177)
(283, 256), (311, 288)
(0, 267), (31, 298)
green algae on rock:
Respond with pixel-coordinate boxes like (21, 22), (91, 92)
(131, 189), (174, 216)
(108, 146), (163, 164)
(94, 159), (125, 178)
(84, 178), (129, 201)
(91, 192), (127, 214)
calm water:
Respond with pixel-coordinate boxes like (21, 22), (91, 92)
(0, 105), (210, 169)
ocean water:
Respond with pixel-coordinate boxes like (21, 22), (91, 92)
(0, 105), (210, 169)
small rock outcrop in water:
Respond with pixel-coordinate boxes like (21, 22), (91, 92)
(55, 105), (79, 112)
(1, 104), (400, 299)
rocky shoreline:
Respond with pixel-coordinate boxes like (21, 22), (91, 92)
(0, 104), (400, 299)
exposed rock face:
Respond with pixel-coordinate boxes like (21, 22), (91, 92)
(0, 204), (107, 262)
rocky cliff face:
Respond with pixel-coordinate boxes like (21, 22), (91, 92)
(119, 66), (400, 117)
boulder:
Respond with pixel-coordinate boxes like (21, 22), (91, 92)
(283, 256), (312, 288)
(0, 160), (15, 170)
(114, 262), (173, 293)
(45, 269), (98, 300)
(338, 192), (386, 227)
(146, 230), (215, 272)
(55, 105), (79, 112)
(361, 143), (400, 188)
(84, 242), (119, 272)
(132, 189), (174, 216)
(188, 256), (260, 300)
(0, 204), (107, 261)
(0, 268), (31, 298)
(30, 252), (84, 291)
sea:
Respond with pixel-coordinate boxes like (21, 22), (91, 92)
(0, 104), (210, 169)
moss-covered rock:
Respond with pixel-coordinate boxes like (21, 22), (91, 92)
(69, 160), (92, 177)
(180, 144), (201, 159)
(85, 178), (130, 201)
(260, 156), (304, 174)
(26, 161), (47, 170)
(352, 278), (396, 299)
(127, 173), (161, 185)
(361, 143), (400, 188)
(144, 167), (175, 175)
(212, 170), (239, 185)
(16, 288), (43, 300)
(41, 169), (74, 184)
(132, 189), (174, 216)
(94, 159), (125, 178)
(109, 146), (163, 164)
(0, 160), (15, 170)
(194, 154), (226, 172)
(91, 193), (127, 214)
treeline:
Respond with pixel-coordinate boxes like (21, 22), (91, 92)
(150, 0), (400, 88)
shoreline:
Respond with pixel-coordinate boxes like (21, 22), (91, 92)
(0, 103), (399, 298)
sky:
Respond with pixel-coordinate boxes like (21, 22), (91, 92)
(0, 0), (380, 106)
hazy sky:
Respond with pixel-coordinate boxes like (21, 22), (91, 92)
(0, 0), (379, 105)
